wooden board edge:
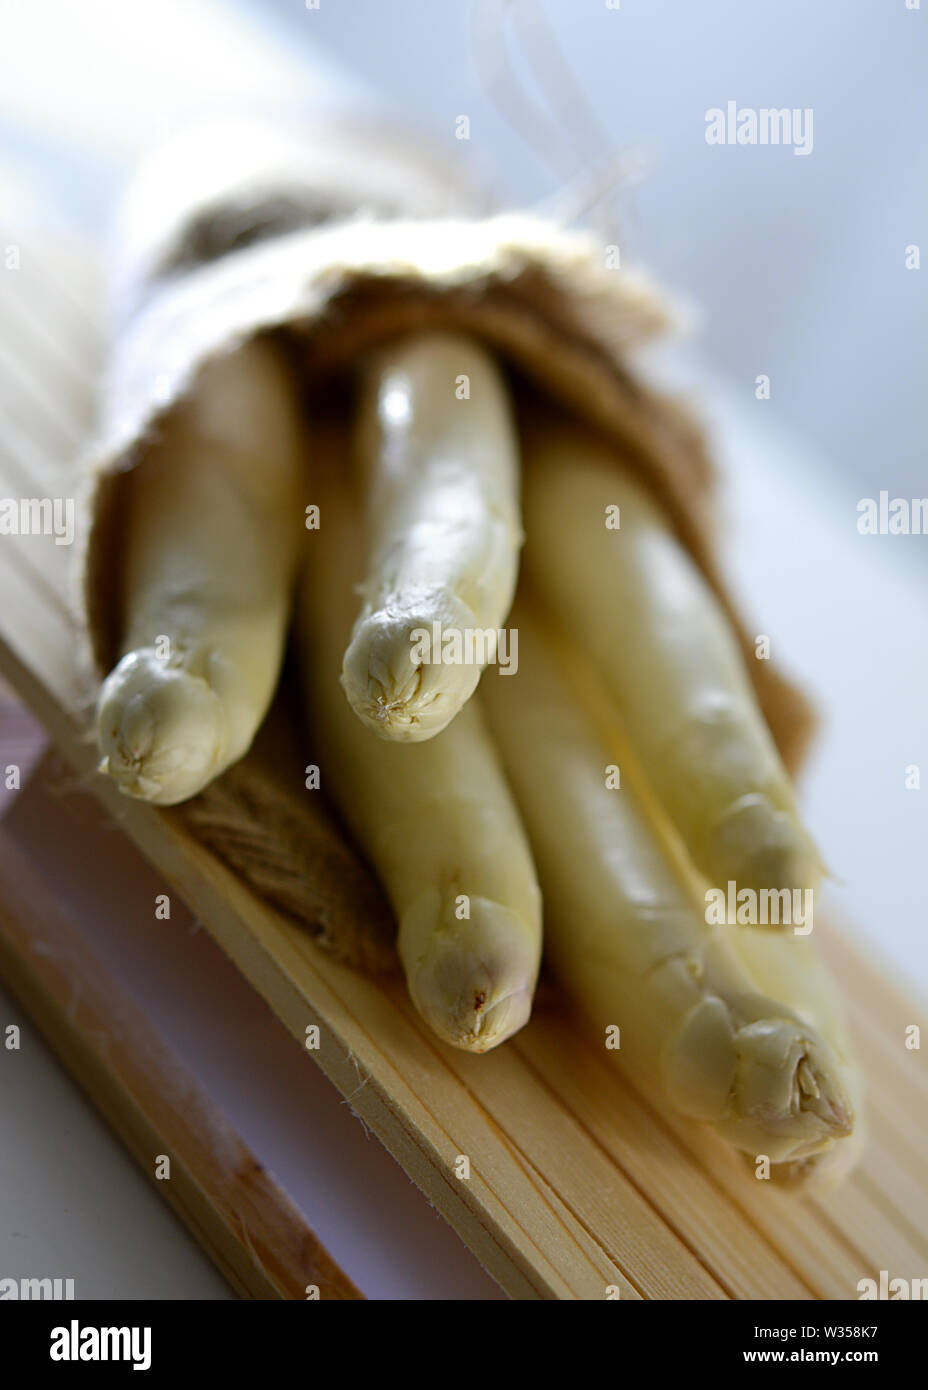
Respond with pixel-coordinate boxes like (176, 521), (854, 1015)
(0, 828), (364, 1302)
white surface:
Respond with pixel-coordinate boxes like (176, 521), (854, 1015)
(0, 0), (373, 230)
(0, 978), (234, 1300)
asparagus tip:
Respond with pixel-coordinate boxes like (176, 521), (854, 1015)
(341, 605), (478, 742)
(705, 793), (823, 907)
(96, 648), (223, 805)
(401, 898), (539, 1052)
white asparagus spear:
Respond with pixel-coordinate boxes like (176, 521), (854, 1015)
(298, 467), (541, 1052)
(342, 331), (522, 742)
(96, 337), (305, 805)
(479, 598), (857, 1172)
(723, 924), (864, 1186)
(521, 421), (821, 898)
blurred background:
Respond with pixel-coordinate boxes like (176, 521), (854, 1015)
(0, 0), (924, 1301)
(2, 0), (924, 498)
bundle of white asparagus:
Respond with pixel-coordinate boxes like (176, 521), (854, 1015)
(85, 325), (859, 1184)
(79, 118), (859, 1185)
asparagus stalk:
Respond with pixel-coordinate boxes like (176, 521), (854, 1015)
(96, 337), (305, 805)
(298, 466), (541, 1052)
(521, 420), (821, 898)
(479, 596), (857, 1173)
(341, 331), (522, 742)
(724, 923), (864, 1185)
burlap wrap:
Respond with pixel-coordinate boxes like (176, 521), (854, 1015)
(74, 117), (816, 974)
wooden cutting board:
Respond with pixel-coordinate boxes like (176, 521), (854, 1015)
(0, 235), (924, 1299)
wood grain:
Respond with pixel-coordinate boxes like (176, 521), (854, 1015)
(0, 829), (362, 1300)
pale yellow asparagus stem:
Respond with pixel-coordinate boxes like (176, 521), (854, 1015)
(521, 420), (821, 899)
(298, 469), (541, 1052)
(96, 337), (305, 805)
(725, 925), (864, 1187)
(479, 597), (857, 1171)
(342, 331), (522, 742)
